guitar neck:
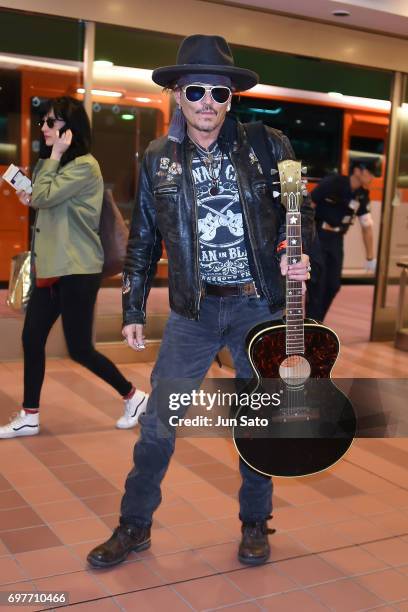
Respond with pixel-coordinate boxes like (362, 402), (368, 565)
(286, 212), (304, 354)
(278, 161), (305, 356)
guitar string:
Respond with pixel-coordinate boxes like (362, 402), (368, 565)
(283, 173), (304, 400)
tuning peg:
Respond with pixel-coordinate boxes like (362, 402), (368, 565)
(270, 169), (279, 176)
(272, 190), (281, 198)
(301, 166), (307, 175)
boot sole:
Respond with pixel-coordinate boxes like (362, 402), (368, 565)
(87, 539), (151, 568)
(238, 552), (270, 566)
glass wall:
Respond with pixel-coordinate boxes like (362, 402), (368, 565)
(0, 68), (21, 168)
(232, 97), (343, 179)
(92, 103), (163, 223)
(91, 22), (174, 224)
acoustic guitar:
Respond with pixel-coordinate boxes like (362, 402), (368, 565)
(232, 159), (356, 478)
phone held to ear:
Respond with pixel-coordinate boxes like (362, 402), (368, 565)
(57, 125), (69, 137)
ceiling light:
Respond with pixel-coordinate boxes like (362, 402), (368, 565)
(94, 60), (114, 68)
(77, 88), (122, 98)
(319, 121), (327, 127)
(121, 114), (135, 120)
(0, 54), (79, 72)
(332, 9), (351, 17)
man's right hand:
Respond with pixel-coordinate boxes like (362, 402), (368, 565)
(122, 324), (146, 351)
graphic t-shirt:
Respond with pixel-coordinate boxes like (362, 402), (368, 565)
(191, 142), (253, 285)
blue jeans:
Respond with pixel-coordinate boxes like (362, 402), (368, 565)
(120, 295), (282, 527)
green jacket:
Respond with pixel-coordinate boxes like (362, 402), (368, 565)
(31, 154), (104, 278)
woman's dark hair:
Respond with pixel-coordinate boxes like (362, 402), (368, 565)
(38, 96), (91, 166)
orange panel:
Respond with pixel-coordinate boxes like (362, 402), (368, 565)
(0, 231), (27, 280)
(0, 165), (29, 281)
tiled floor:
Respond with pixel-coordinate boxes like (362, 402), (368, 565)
(0, 286), (407, 611)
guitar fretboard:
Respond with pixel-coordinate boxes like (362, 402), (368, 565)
(286, 209), (304, 355)
(278, 162), (305, 357)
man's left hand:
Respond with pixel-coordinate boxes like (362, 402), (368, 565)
(280, 253), (310, 295)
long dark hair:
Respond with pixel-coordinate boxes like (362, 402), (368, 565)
(38, 96), (91, 167)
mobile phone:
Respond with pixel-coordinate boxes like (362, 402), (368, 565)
(58, 125), (69, 137)
(1, 164), (32, 194)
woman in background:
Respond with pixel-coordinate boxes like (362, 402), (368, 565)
(0, 97), (147, 438)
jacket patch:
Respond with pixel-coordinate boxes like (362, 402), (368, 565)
(168, 162), (182, 176)
(156, 158), (182, 180)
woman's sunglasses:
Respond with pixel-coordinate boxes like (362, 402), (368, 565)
(182, 84), (231, 104)
(37, 117), (62, 129)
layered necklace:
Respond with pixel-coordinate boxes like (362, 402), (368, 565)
(190, 137), (223, 196)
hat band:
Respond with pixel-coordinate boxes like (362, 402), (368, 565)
(177, 73), (232, 88)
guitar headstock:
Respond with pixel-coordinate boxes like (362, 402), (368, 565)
(277, 160), (303, 213)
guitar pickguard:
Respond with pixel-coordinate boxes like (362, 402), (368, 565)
(248, 320), (340, 380)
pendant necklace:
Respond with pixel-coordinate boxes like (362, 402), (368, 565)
(191, 137), (223, 196)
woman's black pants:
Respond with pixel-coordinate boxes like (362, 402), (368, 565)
(22, 273), (132, 409)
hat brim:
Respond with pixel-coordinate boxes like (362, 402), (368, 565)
(152, 64), (259, 91)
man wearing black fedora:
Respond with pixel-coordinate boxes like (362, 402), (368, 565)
(88, 34), (313, 569)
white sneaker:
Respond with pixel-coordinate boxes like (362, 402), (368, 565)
(116, 390), (148, 429)
(0, 410), (40, 439)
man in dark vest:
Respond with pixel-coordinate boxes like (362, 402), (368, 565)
(88, 34), (314, 569)
(306, 162), (376, 321)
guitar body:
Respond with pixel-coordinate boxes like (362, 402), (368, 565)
(247, 318), (339, 380)
(233, 319), (356, 477)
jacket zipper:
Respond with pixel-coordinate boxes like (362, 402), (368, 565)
(187, 147), (202, 319)
(230, 149), (266, 299)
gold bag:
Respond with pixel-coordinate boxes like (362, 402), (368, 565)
(6, 251), (32, 313)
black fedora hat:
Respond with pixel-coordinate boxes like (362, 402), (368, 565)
(152, 34), (259, 91)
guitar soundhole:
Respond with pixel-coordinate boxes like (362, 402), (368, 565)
(279, 354), (311, 386)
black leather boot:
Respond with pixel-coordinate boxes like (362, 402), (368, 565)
(87, 524), (151, 568)
(238, 517), (275, 566)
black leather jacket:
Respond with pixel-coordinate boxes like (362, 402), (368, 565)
(122, 117), (314, 325)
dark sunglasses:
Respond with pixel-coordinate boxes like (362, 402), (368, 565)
(37, 117), (62, 129)
(182, 84), (231, 104)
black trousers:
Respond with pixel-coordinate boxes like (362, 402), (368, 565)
(22, 273), (132, 409)
(306, 230), (344, 322)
